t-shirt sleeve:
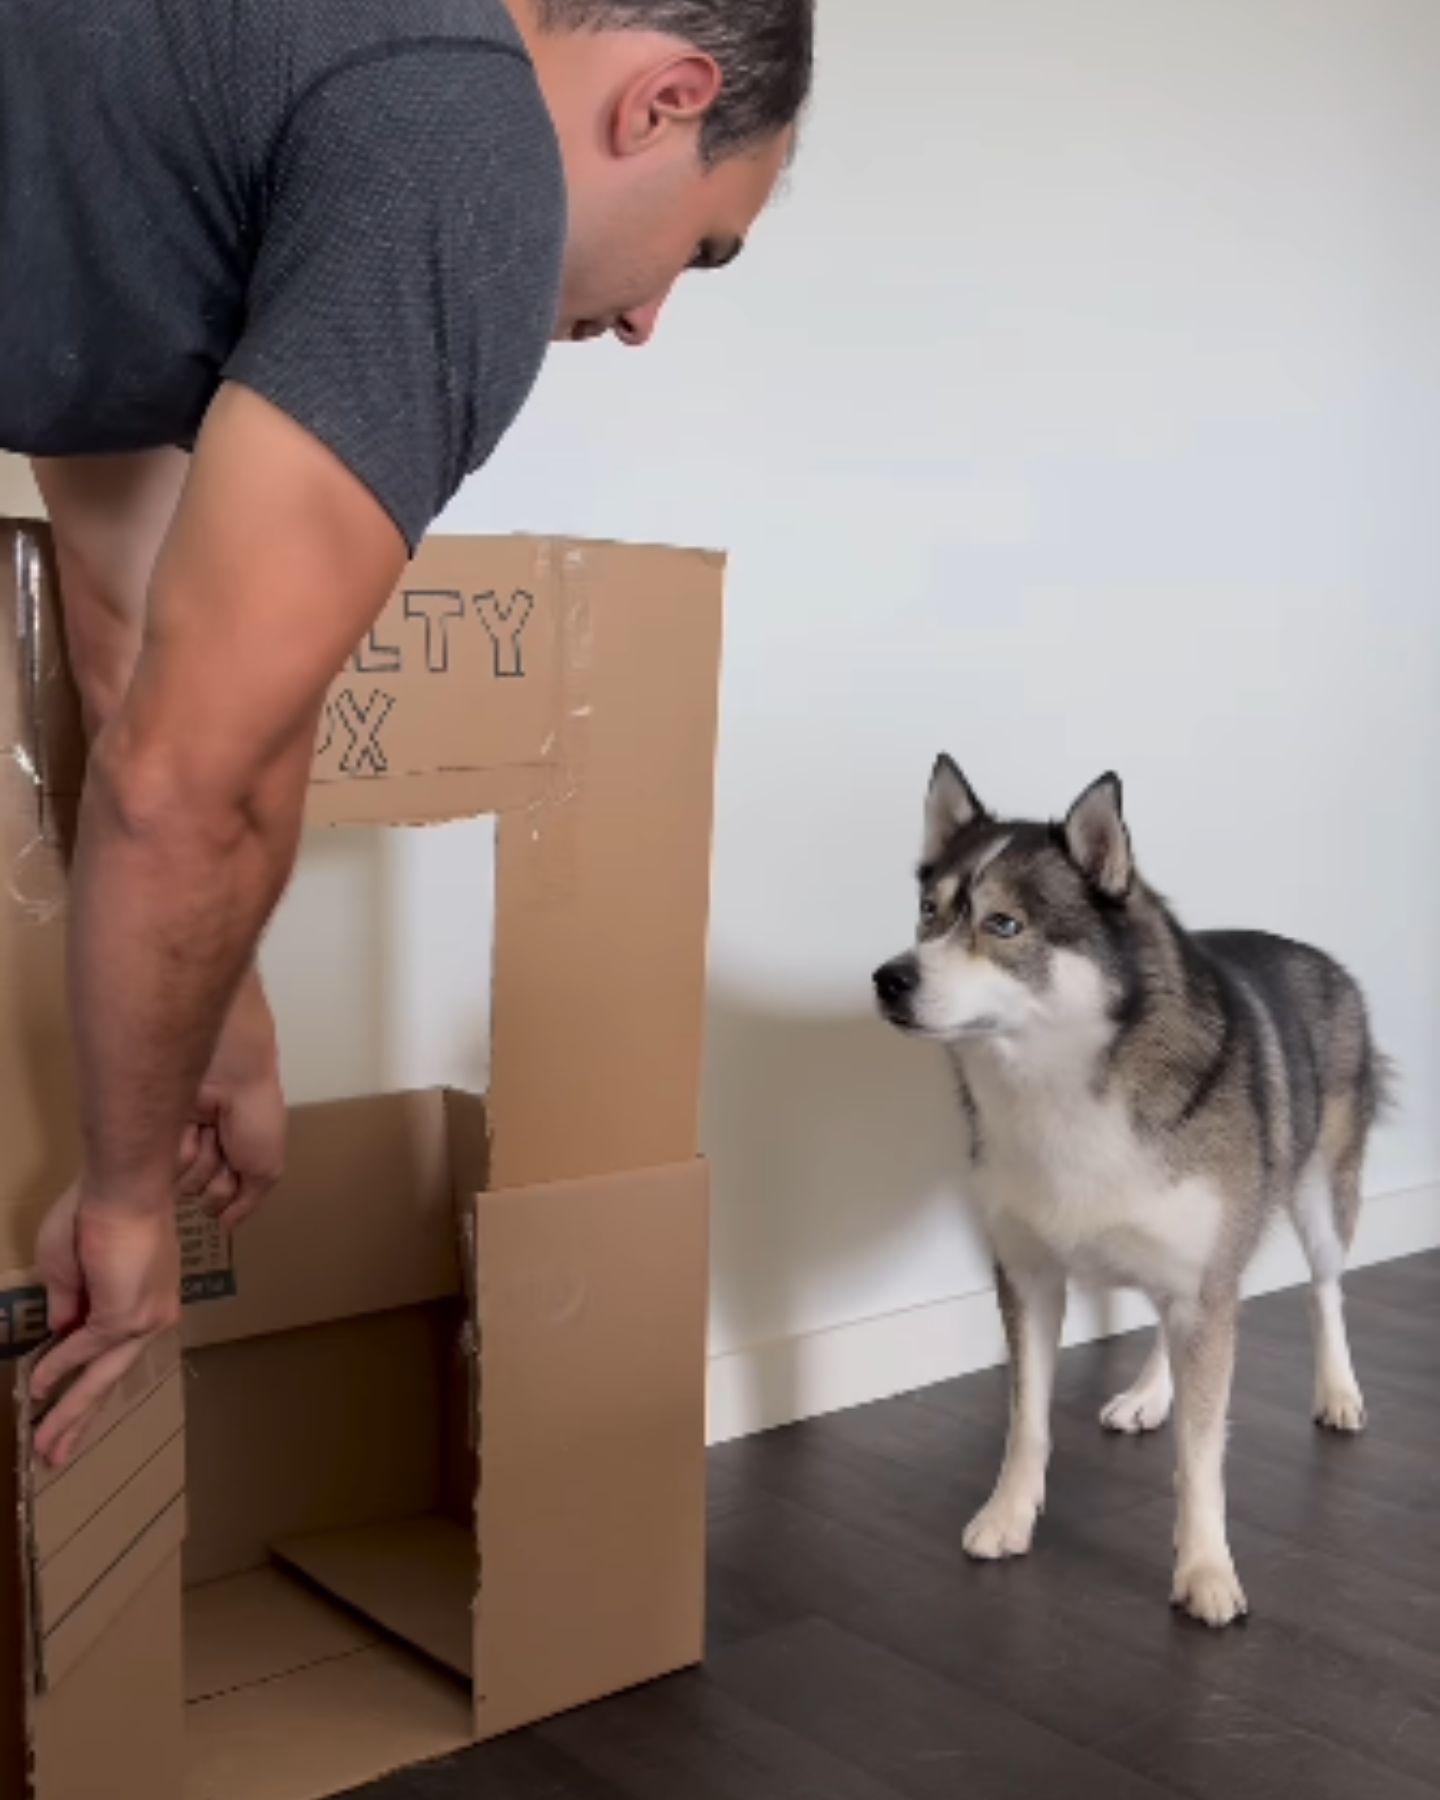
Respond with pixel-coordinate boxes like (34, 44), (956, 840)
(225, 44), (565, 550)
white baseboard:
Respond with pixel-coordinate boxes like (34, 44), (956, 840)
(706, 1182), (1440, 1445)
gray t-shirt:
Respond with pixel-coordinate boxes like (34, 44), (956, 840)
(0, 0), (566, 547)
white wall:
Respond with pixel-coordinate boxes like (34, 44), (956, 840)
(430, 0), (1440, 1433)
(18, 0), (1440, 1436)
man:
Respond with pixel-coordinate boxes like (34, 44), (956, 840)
(0, 0), (813, 1464)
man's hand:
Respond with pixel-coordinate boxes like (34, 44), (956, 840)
(179, 1070), (287, 1231)
(31, 1186), (181, 1468)
(179, 969), (287, 1228)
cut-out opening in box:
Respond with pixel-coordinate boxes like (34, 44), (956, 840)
(264, 818), (499, 1108)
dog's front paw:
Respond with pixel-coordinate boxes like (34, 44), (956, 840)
(963, 1493), (1041, 1561)
(1172, 1556), (1248, 1629)
(1100, 1385), (1172, 1435)
(1314, 1383), (1366, 1434)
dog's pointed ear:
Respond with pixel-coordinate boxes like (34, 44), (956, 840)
(1063, 773), (1133, 898)
(923, 755), (987, 863)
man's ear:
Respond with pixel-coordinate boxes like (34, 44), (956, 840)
(611, 51), (722, 157)
(923, 755), (987, 865)
(1063, 773), (1133, 899)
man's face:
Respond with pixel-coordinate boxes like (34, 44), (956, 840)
(556, 128), (791, 346)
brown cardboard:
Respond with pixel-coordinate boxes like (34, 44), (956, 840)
(183, 1307), (456, 1586)
(274, 1517), (474, 1676)
(180, 1090), (464, 1350)
(31, 1556), (185, 1800)
(22, 1331), (187, 1692)
(0, 1370), (24, 1800)
(488, 542), (723, 1190)
(183, 1568), (378, 1704)
(0, 518), (722, 1800)
(184, 1638), (471, 1800)
(472, 1159), (710, 1739)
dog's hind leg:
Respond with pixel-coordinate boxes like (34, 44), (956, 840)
(1100, 1324), (1173, 1435)
(964, 1256), (1066, 1562)
(1290, 1097), (1367, 1433)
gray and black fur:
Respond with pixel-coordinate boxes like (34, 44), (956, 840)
(874, 758), (1391, 1627)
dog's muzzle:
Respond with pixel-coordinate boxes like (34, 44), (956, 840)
(873, 955), (920, 1023)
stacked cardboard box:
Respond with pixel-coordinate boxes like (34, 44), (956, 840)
(0, 521), (722, 1799)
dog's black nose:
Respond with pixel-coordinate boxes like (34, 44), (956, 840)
(873, 957), (919, 1007)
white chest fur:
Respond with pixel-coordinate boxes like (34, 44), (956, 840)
(952, 1040), (1222, 1303)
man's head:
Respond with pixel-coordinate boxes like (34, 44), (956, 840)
(516, 0), (815, 343)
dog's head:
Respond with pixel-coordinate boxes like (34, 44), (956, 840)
(873, 758), (1137, 1047)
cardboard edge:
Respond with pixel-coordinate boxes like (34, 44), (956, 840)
(9, 1360), (39, 1790)
(469, 1157), (710, 1739)
(272, 1517), (474, 1680)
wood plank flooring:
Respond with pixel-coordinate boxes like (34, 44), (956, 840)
(360, 1251), (1440, 1799)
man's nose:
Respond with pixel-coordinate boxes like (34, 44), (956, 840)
(613, 287), (674, 347)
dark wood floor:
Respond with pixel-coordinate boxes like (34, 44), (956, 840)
(363, 1251), (1440, 1800)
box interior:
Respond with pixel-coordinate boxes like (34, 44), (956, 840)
(177, 1089), (483, 1800)
(20, 1096), (712, 1800)
(182, 1311), (477, 1798)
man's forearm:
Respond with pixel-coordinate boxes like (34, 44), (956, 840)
(68, 739), (299, 1204)
(52, 531), (276, 1087)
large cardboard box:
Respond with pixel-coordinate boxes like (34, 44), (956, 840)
(0, 521), (723, 1798)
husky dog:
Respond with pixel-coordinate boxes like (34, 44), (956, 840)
(873, 759), (1389, 1628)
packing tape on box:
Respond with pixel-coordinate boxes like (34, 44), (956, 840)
(510, 540), (593, 899)
(2, 520), (79, 925)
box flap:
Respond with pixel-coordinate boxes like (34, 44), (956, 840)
(31, 1363), (182, 1563)
(30, 1552), (184, 1800)
(441, 1088), (490, 1214)
(20, 1331), (186, 1696)
(273, 1516), (472, 1678)
(181, 1090), (465, 1352)
(12, 1333), (186, 1800)
(471, 1158), (709, 1739)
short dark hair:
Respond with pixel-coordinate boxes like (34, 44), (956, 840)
(536, 0), (815, 164)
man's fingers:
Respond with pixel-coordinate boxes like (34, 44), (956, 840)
(217, 1192), (260, 1232)
(33, 1335), (147, 1468)
(178, 1127), (224, 1199)
(200, 1165), (241, 1218)
(31, 1324), (102, 1407)
(217, 1165), (279, 1233)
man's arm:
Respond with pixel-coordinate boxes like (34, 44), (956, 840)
(31, 384), (407, 1461)
(32, 450), (285, 1223)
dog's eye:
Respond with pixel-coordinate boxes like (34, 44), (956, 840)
(984, 913), (1023, 939)
(919, 897), (938, 924)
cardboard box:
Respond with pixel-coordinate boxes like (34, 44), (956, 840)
(0, 521), (723, 1798)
